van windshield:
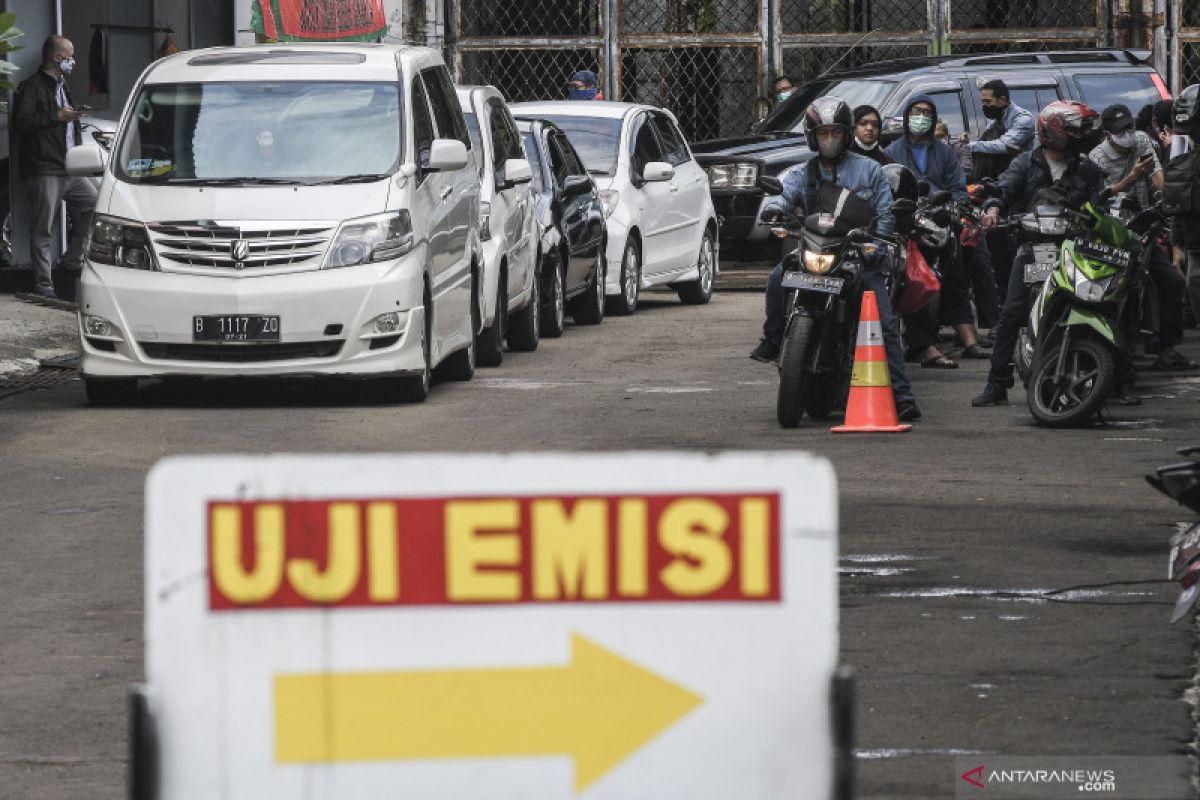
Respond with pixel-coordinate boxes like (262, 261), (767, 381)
(115, 81), (402, 185)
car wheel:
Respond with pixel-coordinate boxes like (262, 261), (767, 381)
(507, 265), (541, 352)
(436, 271), (478, 382)
(609, 238), (640, 316)
(570, 246), (606, 325)
(677, 230), (715, 305)
(476, 270), (505, 367)
(541, 257), (566, 338)
(84, 377), (138, 407)
(386, 284), (432, 403)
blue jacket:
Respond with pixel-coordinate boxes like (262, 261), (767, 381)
(969, 102), (1036, 158)
(762, 151), (895, 237)
(885, 94), (968, 202)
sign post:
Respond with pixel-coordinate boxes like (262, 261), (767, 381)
(141, 452), (842, 799)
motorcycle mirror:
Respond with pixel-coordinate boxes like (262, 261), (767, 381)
(892, 198), (916, 215)
(917, 179), (931, 198)
(927, 190), (951, 206)
(758, 175), (784, 195)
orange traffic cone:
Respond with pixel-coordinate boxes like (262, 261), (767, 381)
(832, 290), (911, 434)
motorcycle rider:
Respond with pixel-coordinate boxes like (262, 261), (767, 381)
(749, 97), (920, 421)
(1166, 85), (1200, 336)
(972, 100), (1141, 407)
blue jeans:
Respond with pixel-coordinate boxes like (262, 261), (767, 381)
(764, 260), (915, 404)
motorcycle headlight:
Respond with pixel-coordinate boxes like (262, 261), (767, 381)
(325, 211), (414, 269)
(1071, 268), (1113, 302)
(87, 215), (158, 271)
(1038, 216), (1069, 235)
(598, 190), (620, 219)
(802, 250), (836, 274)
(706, 162), (758, 189)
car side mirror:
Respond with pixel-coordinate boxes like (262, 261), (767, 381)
(642, 161), (674, 183)
(561, 175), (593, 197)
(758, 175), (784, 195)
(882, 116), (904, 140)
(66, 143), (105, 177)
(502, 158), (532, 187)
(92, 130), (115, 152)
(427, 139), (469, 172)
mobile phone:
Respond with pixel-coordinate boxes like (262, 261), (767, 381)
(76, 104), (92, 113)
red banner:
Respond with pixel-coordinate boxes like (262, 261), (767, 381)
(208, 493), (782, 610)
(254, 0), (387, 42)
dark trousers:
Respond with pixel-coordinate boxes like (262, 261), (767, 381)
(26, 174), (97, 294)
(1146, 245), (1185, 348)
(987, 228), (1015, 303)
(964, 239), (999, 329)
(986, 249), (1136, 389)
(764, 259), (915, 403)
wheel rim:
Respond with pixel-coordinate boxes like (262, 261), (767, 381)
(420, 298), (432, 391)
(623, 244), (638, 307)
(595, 252), (605, 308)
(553, 268), (565, 328)
(530, 271), (541, 333)
(1033, 347), (1100, 416)
(699, 235), (714, 294)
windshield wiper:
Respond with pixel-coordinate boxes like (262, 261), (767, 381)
(163, 177), (304, 186)
(314, 173), (391, 185)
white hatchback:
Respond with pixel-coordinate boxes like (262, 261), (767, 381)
(457, 85), (539, 365)
(68, 44), (482, 405)
(509, 101), (718, 314)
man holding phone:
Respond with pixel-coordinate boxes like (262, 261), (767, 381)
(1089, 103), (1192, 370)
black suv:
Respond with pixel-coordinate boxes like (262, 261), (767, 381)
(691, 49), (1169, 256)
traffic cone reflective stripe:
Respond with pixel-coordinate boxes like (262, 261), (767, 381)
(832, 290), (912, 434)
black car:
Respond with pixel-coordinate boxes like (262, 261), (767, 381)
(691, 49), (1169, 255)
(515, 117), (609, 334)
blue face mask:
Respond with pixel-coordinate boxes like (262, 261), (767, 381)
(569, 88), (597, 101)
(59, 57), (75, 76)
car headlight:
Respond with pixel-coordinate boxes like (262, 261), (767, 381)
(599, 190), (620, 219)
(87, 215), (158, 270)
(325, 211), (414, 269)
(478, 201), (491, 242)
(706, 162), (758, 189)
(803, 250), (836, 274)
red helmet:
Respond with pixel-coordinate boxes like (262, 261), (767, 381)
(1036, 100), (1100, 152)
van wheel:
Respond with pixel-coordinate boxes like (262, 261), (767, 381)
(386, 287), (431, 403)
(476, 270), (505, 367)
(84, 377), (138, 407)
(507, 266), (541, 352)
(436, 271), (478, 382)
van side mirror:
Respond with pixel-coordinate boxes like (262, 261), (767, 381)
(561, 175), (592, 197)
(641, 161), (674, 183)
(427, 139), (469, 172)
(92, 130), (115, 152)
(502, 158), (532, 188)
(66, 143), (105, 177)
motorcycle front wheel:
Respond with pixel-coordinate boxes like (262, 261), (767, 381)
(777, 313), (817, 428)
(1026, 335), (1114, 428)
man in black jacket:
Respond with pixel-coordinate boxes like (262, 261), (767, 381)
(971, 100), (1140, 407)
(13, 35), (95, 299)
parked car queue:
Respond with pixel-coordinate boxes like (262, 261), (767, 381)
(64, 43), (719, 406)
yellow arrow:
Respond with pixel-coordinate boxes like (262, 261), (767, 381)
(274, 633), (703, 792)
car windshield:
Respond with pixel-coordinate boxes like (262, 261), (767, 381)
(115, 81), (402, 184)
(534, 115), (622, 175)
(757, 79), (896, 134)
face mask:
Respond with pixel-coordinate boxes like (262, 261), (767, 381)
(908, 115), (933, 135)
(982, 105), (1004, 120)
(58, 57), (75, 76)
(817, 137), (844, 160)
(1110, 130), (1135, 149)
(568, 88), (597, 101)
(855, 136), (877, 150)
(777, 90), (792, 102)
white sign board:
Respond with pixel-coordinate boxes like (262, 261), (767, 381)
(143, 452), (839, 799)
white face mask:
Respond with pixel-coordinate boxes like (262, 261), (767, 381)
(1110, 129), (1136, 149)
(58, 57), (75, 76)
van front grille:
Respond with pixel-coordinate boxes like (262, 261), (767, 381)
(140, 341), (344, 362)
(147, 221), (336, 272)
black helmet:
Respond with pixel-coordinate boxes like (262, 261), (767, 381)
(804, 96), (853, 155)
(1174, 84), (1200, 138)
(882, 163), (918, 203)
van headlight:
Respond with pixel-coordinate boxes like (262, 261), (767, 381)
(87, 215), (158, 270)
(706, 162), (758, 189)
(803, 250), (836, 274)
(325, 211), (414, 268)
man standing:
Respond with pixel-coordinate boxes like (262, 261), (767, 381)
(13, 35), (96, 300)
(771, 75), (794, 107)
(1166, 85), (1200, 336)
(965, 80), (1035, 181)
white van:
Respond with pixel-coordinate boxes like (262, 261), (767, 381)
(67, 44), (482, 405)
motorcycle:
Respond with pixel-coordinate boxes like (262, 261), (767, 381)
(1146, 447), (1200, 622)
(759, 174), (897, 428)
(1021, 199), (1158, 427)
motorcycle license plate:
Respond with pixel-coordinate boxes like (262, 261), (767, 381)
(1024, 243), (1058, 284)
(193, 315), (281, 342)
(1073, 238), (1131, 269)
(782, 272), (845, 294)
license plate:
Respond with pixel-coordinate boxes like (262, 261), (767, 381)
(193, 315), (281, 342)
(1024, 243), (1058, 283)
(1074, 238), (1131, 269)
(1024, 261), (1056, 284)
(782, 272), (845, 294)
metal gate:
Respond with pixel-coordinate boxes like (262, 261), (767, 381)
(449, 0), (1112, 142)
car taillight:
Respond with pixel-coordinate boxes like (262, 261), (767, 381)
(1151, 72), (1170, 100)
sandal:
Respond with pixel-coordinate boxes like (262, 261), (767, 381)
(921, 353), (959, 369)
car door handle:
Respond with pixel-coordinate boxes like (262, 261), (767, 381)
(669, 184), (680, 193)
(439, 186), (453, 199)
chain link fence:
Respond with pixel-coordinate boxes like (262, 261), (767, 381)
(620, 47), (759, 140)
(1182, 0), (1200, 89)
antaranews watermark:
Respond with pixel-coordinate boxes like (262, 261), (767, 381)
(954, 756), (1192, 799)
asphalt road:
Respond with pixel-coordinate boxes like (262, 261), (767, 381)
(2, 288), (1199, 798)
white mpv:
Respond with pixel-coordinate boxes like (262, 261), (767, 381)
(68, 44), (481, 405)
(509, 101), (719, 315)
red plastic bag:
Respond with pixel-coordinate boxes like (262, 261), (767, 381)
(895, 240), (941, 315)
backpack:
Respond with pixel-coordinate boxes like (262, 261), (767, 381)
(1162, 149), (1200, 217)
